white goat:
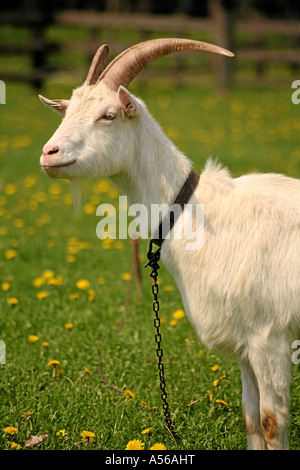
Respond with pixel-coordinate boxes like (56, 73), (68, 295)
(39, 39), (300, 450)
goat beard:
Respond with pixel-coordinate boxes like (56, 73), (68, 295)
(70, 178), (82, 214)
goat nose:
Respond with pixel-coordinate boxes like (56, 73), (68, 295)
(43, 144), (60, 156)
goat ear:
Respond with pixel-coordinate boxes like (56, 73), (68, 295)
(38, 95), (69, 115)
(117, 86), (137, 117)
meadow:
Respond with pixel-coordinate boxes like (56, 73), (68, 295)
(0, 76), (300, 450)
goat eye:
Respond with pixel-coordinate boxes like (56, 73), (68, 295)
(105, 113), (115, 121)
(95, 112), (116, 123)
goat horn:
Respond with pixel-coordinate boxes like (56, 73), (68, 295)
(98, 38), (234, 90)
(85, 44), (110, 86)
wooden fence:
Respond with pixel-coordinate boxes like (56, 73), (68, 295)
(0, 1), (299, 91)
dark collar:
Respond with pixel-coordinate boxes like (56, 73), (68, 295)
(151, 170), (200, 249)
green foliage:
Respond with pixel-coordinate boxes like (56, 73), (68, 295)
(0, 82), (299, 450)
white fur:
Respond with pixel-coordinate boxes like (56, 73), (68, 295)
(40, 81), (300, 450)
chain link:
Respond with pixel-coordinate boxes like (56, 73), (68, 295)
(145, 242), (179, 439)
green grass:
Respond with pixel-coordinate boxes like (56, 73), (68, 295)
(0, 80), (300, 450)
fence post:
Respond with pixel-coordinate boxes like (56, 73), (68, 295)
(105, 0), (120, 12)
(209, 0), (233, 94)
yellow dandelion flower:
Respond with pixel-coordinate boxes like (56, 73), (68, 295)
(22, 410), (34, 419)
(141, 427), (153, 435)
(4, 249), (17, 260)
(42, 341), (49, 348)
(83, 366), (92, 375)
(66, 255), (76, 263)
(184, 338), (195, 344)
(32, 277), (44, 288)
(6, 297), (19, 306)
(4, 426), (18, 435)
(64, 194), (72, 205)
(102, 239), (114, 250)
(162, 285), (174, 292)
(169, 319), (178, 327)
(207, 390), (213, 402)
(213, 379), (219, 387)
(28, 335), (39, 343)
(125, 439), (144, 450)
(211, 364), (219, 372)
(56, 429), (67, 439)
(79, 241), (94, 251)
(97, 277), (106, 285)
(49, 183), (62, 196)
(9, 238), (18, 247)
(172, 309), (185, 320)
(40, 214), (51, 225)
(140, 401), (149, 409)
(123, 389), (135, 400)
(67, 236), (79, 245)
(95, 179), (111, 193)
(36, 291), (48, 300)
(47, 360), (61, 367)
(76, 279), (90, 290)
(69, 293), (79, 300)
(12, 135), (32, 149)
(24, 174), (38, 188)
(14, 219), (25, 228)
(216, 399), (228, 406)
(115, 241), (124, 249)
(32, 191), (46, 203)
(108, 187), (119, 199)
(81, 430), (95, 444)
(4, 184), (17, 196)
(87, 289), (95, 302)
(64, 323), (73, 330)
(42, 270), (54, 280)
(26, 227), (36, 236)
(1, 282), (10, 292)
(10, 442), (21, 450)
(150, 443), (167, 450)
(67, 245), (79, 255)
(122, 272), (132, 281)
(83, 203), (96, 215)
(48, 275), (63, 286)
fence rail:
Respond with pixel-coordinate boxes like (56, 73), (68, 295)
(0, 5), (299, 90)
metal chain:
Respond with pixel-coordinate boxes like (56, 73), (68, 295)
(145, 242), (180, 439)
